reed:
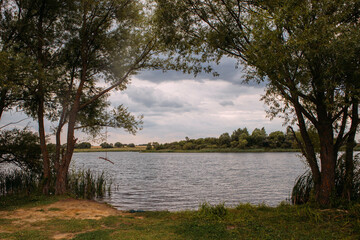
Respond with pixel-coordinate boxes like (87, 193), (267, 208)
(67, 169), (112, 199)
(0, 170), (41, 196)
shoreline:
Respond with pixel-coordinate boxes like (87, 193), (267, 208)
(74, 147), (302, 153)
(0, 195), (358, 239)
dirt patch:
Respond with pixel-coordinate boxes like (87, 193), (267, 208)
(2, 198), (124, 223)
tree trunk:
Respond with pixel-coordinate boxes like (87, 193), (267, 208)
(55, 53), (87, 195)
(293, 102), (321, 194)
(0, 89), (7, 121)
(316, 123), (336, 206)
(38, 94), (51, 195)
(343, 99), (359, 200)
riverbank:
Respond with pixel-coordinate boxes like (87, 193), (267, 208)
(0, 195), (359, 239)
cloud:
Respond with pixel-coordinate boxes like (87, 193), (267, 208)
(219, 101), (235, 107)
(1, 66), (280, 145)
(137, 57), (266, 87)
(105, 77), (284, 144)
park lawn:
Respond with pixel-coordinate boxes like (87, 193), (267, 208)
(0, 195), (359, 239)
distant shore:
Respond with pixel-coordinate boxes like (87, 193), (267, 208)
(74, 146), (360, 153)
(74, 146), (302, 153)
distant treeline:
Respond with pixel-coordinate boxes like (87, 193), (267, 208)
(73, 142), (136, 149)
(146, 128), (299, 151)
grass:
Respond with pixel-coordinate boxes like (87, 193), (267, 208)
(0, 194), (65, 211)
(0, 197), (359, 239)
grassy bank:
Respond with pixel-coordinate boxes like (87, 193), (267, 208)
(0, 195), (359, 239)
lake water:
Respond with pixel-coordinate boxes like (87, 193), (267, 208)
(72, 152), (307, 211)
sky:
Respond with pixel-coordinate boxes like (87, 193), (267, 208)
(1, 57), (286, 145)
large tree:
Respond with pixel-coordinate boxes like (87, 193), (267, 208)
(52, 0), (155, 194)
(2, 0), (159, 194)
(155, 0), (360, 205)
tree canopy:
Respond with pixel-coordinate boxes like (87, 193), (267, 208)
(155, 0), (360, 206)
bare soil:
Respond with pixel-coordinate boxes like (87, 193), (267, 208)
(2, 198), (123, 224)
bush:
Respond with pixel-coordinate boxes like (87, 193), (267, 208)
(75, 142), (92, 149)
(0, 129), (42, 173)
(100, 142), (113, 148)
(128, 143), (135, 148)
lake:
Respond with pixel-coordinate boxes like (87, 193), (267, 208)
(72, 152), (307, 211)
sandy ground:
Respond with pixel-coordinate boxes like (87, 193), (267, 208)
(1, 198), (128, 239)
(2, 198), (122, 223)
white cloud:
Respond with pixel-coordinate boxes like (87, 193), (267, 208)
(106, 77), (284, 144)
(1, 64), (283, 145)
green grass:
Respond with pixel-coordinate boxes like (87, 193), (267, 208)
(1, 198), (360, 239)
(0, 194), (65, 211)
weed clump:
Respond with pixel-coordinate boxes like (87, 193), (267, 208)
(198, 202), (228, 220)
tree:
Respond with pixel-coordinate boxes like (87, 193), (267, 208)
(156, 0), (360, 205)
(268, 131), (285, 149)
(75, 142), (91, 149)
(218, 132), (231, 148)
(249, 128), (267, 148)
(100, 142), (113, 148)
(0, 128), (42, 173)
(114, 142), (123, 148)
(2, 0), (161, 195)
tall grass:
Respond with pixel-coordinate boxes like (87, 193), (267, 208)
(0, 168), (112, 200)
(67, 169), (112, 199)
(292, 153), (360, 205)
(0, 170), (41, 196)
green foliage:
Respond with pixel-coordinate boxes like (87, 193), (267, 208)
(146, 142), (152, 150)
(146, 127), (298, 152)
(114, 142), (123, 148)
(128, 143), (135, 148)
(75, 142), (92, 149)
(198, 202), (228, 221)
(100, 142), (114, 149)
(0, 128), (42, 173)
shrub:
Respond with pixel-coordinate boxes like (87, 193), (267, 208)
(0, 129), (42, 173)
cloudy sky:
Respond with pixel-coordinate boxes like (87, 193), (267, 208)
(1, 58), (286, 145)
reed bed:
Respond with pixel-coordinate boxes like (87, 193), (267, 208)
(67, 169), (112, 199)
(0, 168), (112, 199)
(0, 170), (41, 196)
